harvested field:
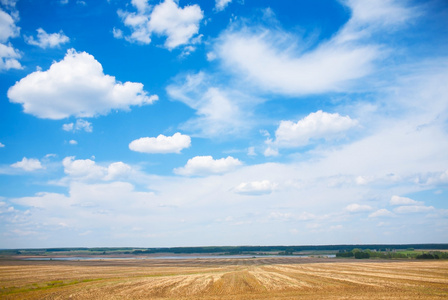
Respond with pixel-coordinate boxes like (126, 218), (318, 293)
(0, 257), (447, 299)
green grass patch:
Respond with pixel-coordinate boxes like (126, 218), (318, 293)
(0, 278), (103, 296)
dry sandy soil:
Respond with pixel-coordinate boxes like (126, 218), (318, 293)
(1, 257), (447, 299)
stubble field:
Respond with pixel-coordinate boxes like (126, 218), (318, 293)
(1, 257), (447, 299)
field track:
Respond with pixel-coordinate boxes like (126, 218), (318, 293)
(1, 257), (447, 299)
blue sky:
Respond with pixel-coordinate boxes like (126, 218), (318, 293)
(0, 0), (447, 248)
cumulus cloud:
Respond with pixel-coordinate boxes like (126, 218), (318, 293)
(263, 147), (278, 157)
(0, 8), (19, 42)
(11, 157), (43, 171)
(0, 42), (20, 70)
(368, 209), (394, 218)
(25, 28), (69, 49)
(234, 180), (277, 195)
(0, 142), (4, 147)
(62, 156), (132, 181)
(63, 156), (106, 180)
(174, 155), (242, 176)
(129, 132), (191, 154)
(345, 203), (373, 213)
(273, 110), (358, 148)
(7, 49), (157, 119)
(0, 8), (21, 70)
(62, 123), (73, 131)
(149, 0), (203, 49)
(215, 0), (231, 12)
(118, 0), (203, 50)
(131, 0), (150, 13)
(62, 119), (93, 132)
(104, 162), (132, 181)
(69, 140), (77, 145)
(389, 195), (422, 206)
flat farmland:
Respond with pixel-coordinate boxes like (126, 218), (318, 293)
(1, 257), (447, 299)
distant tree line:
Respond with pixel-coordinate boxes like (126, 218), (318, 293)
(336, 248), (448, 260)
(336, 249), (370, 259)
(3, 244), (448, 256)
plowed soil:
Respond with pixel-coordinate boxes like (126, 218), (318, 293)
(1, 257), (447, 299)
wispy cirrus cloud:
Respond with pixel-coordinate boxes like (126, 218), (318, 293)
(211, 0), (418, 96)
(167, 72), (257, 138)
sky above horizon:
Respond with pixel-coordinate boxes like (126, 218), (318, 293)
(1, 0), (447, 248)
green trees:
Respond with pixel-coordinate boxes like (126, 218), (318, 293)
(336, 249), (370, 259)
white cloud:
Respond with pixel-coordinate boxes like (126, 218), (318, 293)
(345, 203), (373, 213)
(119, 0), (203, 50)
(368, 209), (394, 218)
(174, 156), (242, 176)
(62, 156), (133, 181)
(0, 9), (21, 71)
(389, 195), (422, 206)
(273, 110), (358, 148)
(263, 147), (278, 157)
(63, 156), (106, 180)
(104, 162), (132, 180)
(215, 27), (378, 95)
(234, 180), (277, 195)
(247, 146), (256, 156)
(69, 140), (77, 145)
(167, 72), (254, 137)
(0, 8), (19, 42)
(11, 157), (43, 171)
(0, 42), (21, 70)
(8, 49), (157, 119)
(0, 142), (4, 147)
(62, 123), (73, 131)
(63, 119), (93, 132)
(215, 0), (231, 12)
(343, 0), (417, 29)
(0, 0), (17, 8)
(131, 0), (150, 13)
(129, 132), (191, 154)
(119, 9), (151, 44)
(25, 28), (69, 49)
(269, 211), (292, 220)
(112, 27), (123, 39)
(148, 0), (203, 49)
(394, 205), (435, 214)
(212, 0), (417, 97)
(355, 176), (371, 185)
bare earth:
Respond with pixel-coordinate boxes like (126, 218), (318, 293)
(1, 257), (447, 299)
